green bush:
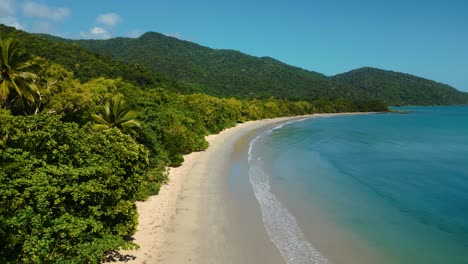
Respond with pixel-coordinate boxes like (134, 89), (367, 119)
(0, 114), (149, 263)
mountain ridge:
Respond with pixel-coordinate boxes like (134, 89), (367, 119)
(49, 30), (468, 105)
(1, 24), (467, 105)
(332, 67), (467, 105)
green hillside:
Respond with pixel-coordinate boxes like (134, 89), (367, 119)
(44, 32), (356, 99)
(0, 24), (196, 93)
(331, 67), (468, 105)
(47, 31), (468, 105)
(1, 24), (467, 105)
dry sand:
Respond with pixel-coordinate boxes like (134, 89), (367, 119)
(114, 113), (376, 264)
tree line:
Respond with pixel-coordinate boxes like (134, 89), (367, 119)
(0, 38), (387, 263)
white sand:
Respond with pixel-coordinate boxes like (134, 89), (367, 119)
(113, 113), (376, 264)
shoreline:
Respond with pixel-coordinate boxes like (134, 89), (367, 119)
(115, 112), (378, 264)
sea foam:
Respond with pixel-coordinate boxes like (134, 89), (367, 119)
(248, 120), (330, 264)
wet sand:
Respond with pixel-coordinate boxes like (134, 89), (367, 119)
(115, 113), (381, 264)
(117, 116), (306, 264)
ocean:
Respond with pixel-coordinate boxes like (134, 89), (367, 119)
(248, 106), (468, 264)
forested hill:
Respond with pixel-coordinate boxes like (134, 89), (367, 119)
(45, 30), (468, 105)
(332, 67), (468, 106)
(1, 24), (467, 105)
(43, 31), (356, 100)
(0, 24), (195, 93)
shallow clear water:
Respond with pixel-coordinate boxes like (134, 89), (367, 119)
(249, 106), (468, 264)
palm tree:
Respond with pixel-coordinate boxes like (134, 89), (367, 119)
(0, 38), (39, 109)
(92, 95), (141, 134)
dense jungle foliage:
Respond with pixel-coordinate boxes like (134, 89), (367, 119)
(0, 24), (196, 93)
(2, 24), (466, 105)
(332, 67), (468, 105)
(36, 28), (468, 105)
(0, 35), (387, 263)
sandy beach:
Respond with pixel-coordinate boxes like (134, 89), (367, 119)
(115, 113), (375, 264)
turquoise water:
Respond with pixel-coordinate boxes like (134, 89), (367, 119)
(248, 106), (468, 264)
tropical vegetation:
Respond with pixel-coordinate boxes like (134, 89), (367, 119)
(39, 30), (468, 105)
(2, 24), (467, 105)
(3, 18), (466, 262)
(331, 67), (468, 106)
(0, 32), (388, 263)
(3, 18), (466, 263)
(0, 38), (39, 112)
(91, 95), (141, 134)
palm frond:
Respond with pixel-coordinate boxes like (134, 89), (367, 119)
(17, 71), (39, 81)
(1, 40), (11, 65)
(0, 80), (9, 99)
(111, 96), (121, 117)
(121, 119), (141, 128)
(16, 62), (36, 70)
(10, 78), (23, 98)
(92, 95), (141, 134)
(103, 104), (112, 122)
(92, 123), (110, 131)
(116, 109), (131, 122)
(8, 46), (19, 65)
(0, 38), (39, 106)
(121, 120), (141, 135)
(91, 113), (110, 126)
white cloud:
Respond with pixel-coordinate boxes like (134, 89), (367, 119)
(80, 13), (121, 40)
(126, 29), (143, 38)
(91, 27), (108, 36)
(0, 0), (23, 28)
(22, 1), (70, 21)
(0, 16), (23, 29)
(80, 27), (111, 39)
(0, 0), (14, 16)
(96, 13), (121, 27)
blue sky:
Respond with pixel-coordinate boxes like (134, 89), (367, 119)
(1, 0), (467, 91)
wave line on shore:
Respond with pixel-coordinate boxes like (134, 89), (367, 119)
(248, 120), (330, 264)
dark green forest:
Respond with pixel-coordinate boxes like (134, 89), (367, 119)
(0, 30), (387, 264)
(35, 28), (468, 105)
(0, 25), (197, 94)
(331, 67), (468, 106)
(2, 24), (466, 105)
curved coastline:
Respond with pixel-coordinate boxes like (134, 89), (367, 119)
(113, 112), (377, 264)
(248, 120), (330, 264)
